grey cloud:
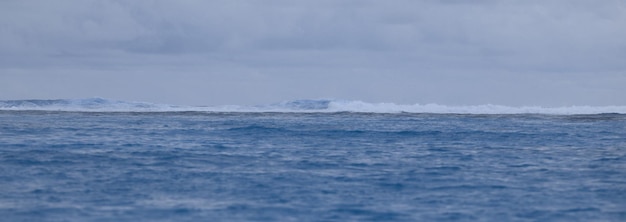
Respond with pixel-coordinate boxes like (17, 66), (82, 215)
(3, 1), (624, 56)
(1, 0), (625, 106)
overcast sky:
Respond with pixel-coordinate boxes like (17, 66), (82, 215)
(1, 0), (625, 106)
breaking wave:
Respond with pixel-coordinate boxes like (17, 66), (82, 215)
(1, 98), (625, 115)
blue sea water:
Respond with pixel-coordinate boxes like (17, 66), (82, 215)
(1, 99), (626, 221)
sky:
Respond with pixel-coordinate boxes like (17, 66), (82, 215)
(1, 0), (625, 106)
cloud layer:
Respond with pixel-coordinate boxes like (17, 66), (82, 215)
(1, 0), (625, 106)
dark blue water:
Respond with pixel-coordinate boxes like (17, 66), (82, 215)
(1, 111), (625, 221)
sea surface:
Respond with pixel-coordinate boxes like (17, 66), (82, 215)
(1, 99), (626, 221)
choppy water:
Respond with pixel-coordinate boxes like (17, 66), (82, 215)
(1, 111), (625, 221)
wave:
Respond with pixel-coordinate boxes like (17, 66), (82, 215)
(0, 98), (170, 112)
(1, 98), (625, 114)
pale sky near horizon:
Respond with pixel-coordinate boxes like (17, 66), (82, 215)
(1, 0), (625, 106)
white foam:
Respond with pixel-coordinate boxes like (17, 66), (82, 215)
(1, 98), (625, 114)
(324, 100), (626, 115)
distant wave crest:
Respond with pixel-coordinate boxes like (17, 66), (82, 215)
(0, 98), (165, 112)
(1, 98), (625, 114)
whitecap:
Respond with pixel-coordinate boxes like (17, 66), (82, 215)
(1, 98), (625, 115)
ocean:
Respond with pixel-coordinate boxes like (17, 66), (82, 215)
(1, 99), (625, 221)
